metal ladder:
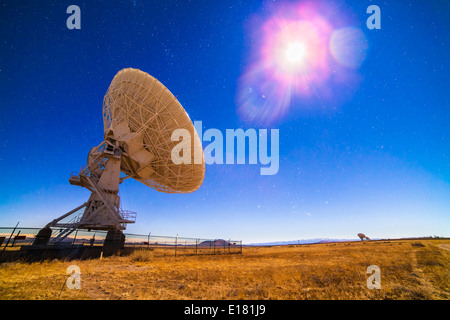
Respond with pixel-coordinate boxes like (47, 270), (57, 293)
(51, 227), (77, 244)
(51, 214), (82, 244)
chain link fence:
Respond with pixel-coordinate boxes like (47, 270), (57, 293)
(0, 227), (242, 257)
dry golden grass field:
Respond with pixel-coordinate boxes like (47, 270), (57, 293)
(0, 239), (448, 300)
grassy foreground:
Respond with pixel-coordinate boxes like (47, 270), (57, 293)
(0, 239), (448, 300)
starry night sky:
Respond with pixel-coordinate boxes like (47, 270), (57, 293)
(0, 0), (449, 243)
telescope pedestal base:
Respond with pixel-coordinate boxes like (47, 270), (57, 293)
(32, 227), (52, 246)
(103, 229), (125, 255)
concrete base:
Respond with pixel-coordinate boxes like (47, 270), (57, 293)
(102, 229), (125, 255)
(0, 244), (102, 262)
(32, 226), (52, 246)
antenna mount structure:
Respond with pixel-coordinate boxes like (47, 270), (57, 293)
(33, 68), (205, 249)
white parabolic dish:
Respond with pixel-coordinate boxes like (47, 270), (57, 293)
(103, 68), (205, 193)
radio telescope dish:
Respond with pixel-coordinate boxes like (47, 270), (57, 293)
(357, 233), (370, 241)
(103, 68), (205, 193)
(34, 68), (205, 248)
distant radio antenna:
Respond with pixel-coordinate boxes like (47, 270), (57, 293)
(34, 68), (205, 248)
(358, 233), (371, 241)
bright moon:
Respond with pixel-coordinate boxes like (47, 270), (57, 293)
(284, 42), (306, 67)
(264, 18), (330, 81)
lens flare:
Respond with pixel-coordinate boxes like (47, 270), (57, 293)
(237, 1), (368, 124)
(330, 27), (369, 69)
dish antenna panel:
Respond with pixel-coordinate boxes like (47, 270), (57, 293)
(34, 68), (205, 247)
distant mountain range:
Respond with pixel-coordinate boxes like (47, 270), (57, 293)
(245, 238), (372, 246)
(244, 235), (450, 246)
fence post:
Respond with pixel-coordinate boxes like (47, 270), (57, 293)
(2, 221), (19, 253)
(213, 239), (216, 255)
(175, 234), (178, 257)
(148, 232), (151, 250)
(195, 238), (198, 255)
(11, 230), (21, 247)
(72, 229), (78, 245)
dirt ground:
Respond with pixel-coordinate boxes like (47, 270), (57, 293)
(0, 239), (448, 300)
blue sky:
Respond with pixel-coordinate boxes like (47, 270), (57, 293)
(0, 0), (449, 243)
